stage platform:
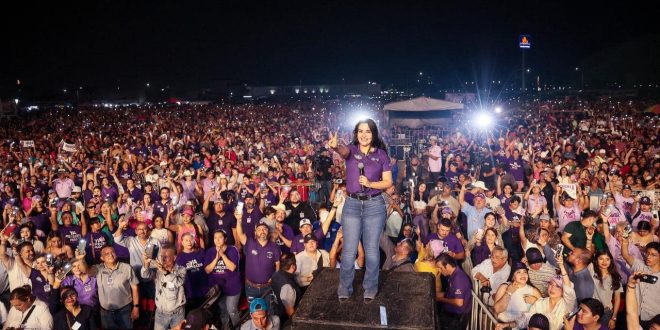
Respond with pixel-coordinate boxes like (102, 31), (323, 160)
(288, 268), (437, 330)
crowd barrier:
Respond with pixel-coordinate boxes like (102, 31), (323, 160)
(469, 278), (499, 330)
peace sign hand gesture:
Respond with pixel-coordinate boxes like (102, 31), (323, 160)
(327, 129), (339, 149)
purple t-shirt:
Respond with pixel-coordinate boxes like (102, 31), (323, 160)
(61, 275), (98, 308)
(423, 232), (465, 254)
(205, 246), (242, 296)
(206, 211), (237, 245)
(60, 225), (83, 249)
(177, 250), (208, 298)
(289, 229), (325, 254)
(30, 269), (52, 303)
(85, 231), (111, 264)
(275, 223), (295, 254)
(27, 209), (51, 235)
(243, 239), (281, 285)
(445, 268), (472, 314)
(344, 144), (391, 195)
(241, 207), (264, 240)
(506, 157), (525, 181)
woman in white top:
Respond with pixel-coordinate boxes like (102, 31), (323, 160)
(5, 285), (53, 330)
(150, 215), (174, 245)
(589, 249), (622, 329)
(498, 253), (576, 330)
(524, 182), (547, 219)
(493, 262), (542, 329)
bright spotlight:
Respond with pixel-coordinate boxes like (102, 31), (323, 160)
(494, 106), (502, 113)
(349, 110), (371, 124)
(474, 112), (493, 129)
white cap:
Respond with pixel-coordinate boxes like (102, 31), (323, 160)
(471, 181), (487, 190)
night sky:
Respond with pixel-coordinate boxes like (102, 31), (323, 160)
(1, 1), (659, 98)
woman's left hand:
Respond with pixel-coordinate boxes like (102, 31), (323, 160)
(608, 318), (616, 329)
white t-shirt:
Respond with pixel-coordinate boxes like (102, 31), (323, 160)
(5, 299), (52, 330)
(428, 145), (443, 173)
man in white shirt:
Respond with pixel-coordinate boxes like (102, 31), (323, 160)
(426, 136), (443, 183)
(470, 246), (510, 305)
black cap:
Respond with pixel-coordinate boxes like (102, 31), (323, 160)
(183, 308), (213, 330)
(303, 233), (316, 244)
(528, 313), (550, 330)
(525, 248), (544, 264)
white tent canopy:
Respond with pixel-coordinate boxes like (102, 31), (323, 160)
(383, 96), (464, 112)
(383, 97), (463, 128)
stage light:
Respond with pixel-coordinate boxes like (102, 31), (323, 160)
(494, 106), (502, 113)
(474, 112), (493, 129)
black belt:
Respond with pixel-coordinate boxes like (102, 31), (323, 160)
(348, 192), (382, 200)
(101, 303), (131, 313)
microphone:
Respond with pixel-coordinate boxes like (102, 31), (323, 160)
(358, 162), (365, 191)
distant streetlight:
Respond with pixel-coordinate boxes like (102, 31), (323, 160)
(575, 67), (579, 71)
(146, 83), (150, 87)
(419, 72), (423, 76)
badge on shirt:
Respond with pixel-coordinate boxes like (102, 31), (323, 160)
(107, 276), (113, 285)
(300, 212), (305, 218)
(266, 251), (273, 259)
(84, 284), (92, 292)
(44, 284), (51, 292)
(251, 249), (258, 255)
(247, 217), (251, 223)
(218, 220), (223, 226)
(72, 322), (82, 330)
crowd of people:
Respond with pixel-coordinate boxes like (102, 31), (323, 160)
(0, 94), (657, 330)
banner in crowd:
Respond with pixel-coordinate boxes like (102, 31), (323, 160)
(558, 183), (577, 198)
(20, 140), (34, 148)
(62, 142), (78, 152)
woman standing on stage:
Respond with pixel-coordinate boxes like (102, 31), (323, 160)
(329, 119), (392, 303)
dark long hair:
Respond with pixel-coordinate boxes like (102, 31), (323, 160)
(592, 249), (622, 291)
(351, 119), (388, 152)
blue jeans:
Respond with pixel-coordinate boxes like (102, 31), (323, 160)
(338, 195), (387, 299)
(217, 294), (241, 329)
(100, 304), (133, 330)
(154, 308), (185, 330)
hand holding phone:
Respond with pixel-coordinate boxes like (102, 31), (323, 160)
(634, 273), (659, 284)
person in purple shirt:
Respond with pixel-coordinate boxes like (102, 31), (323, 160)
(205, 229), (242, 328)
(239, 193), (263, 241)
(273, 205), (295, 254)
(236, 215), (281, 301)
(506, 149), (526, 192)
(55, 255), (99, 309)
(424, 219), (466, 261)
(328, 119), (393, 302)
(26, 196), (52, 238)
(202, 191), (237, 246)
(177, 232), (208, 312)
(435, 253), (472, 330)
(56, 212), (85, 250)
(100, 177), (119, 203)
(84, 217), (112, 265)
(29, 255), (57, 311)
(152, 187), (172, 220)
(124, 179), (144, 203)
(288, 218), (326, 254)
